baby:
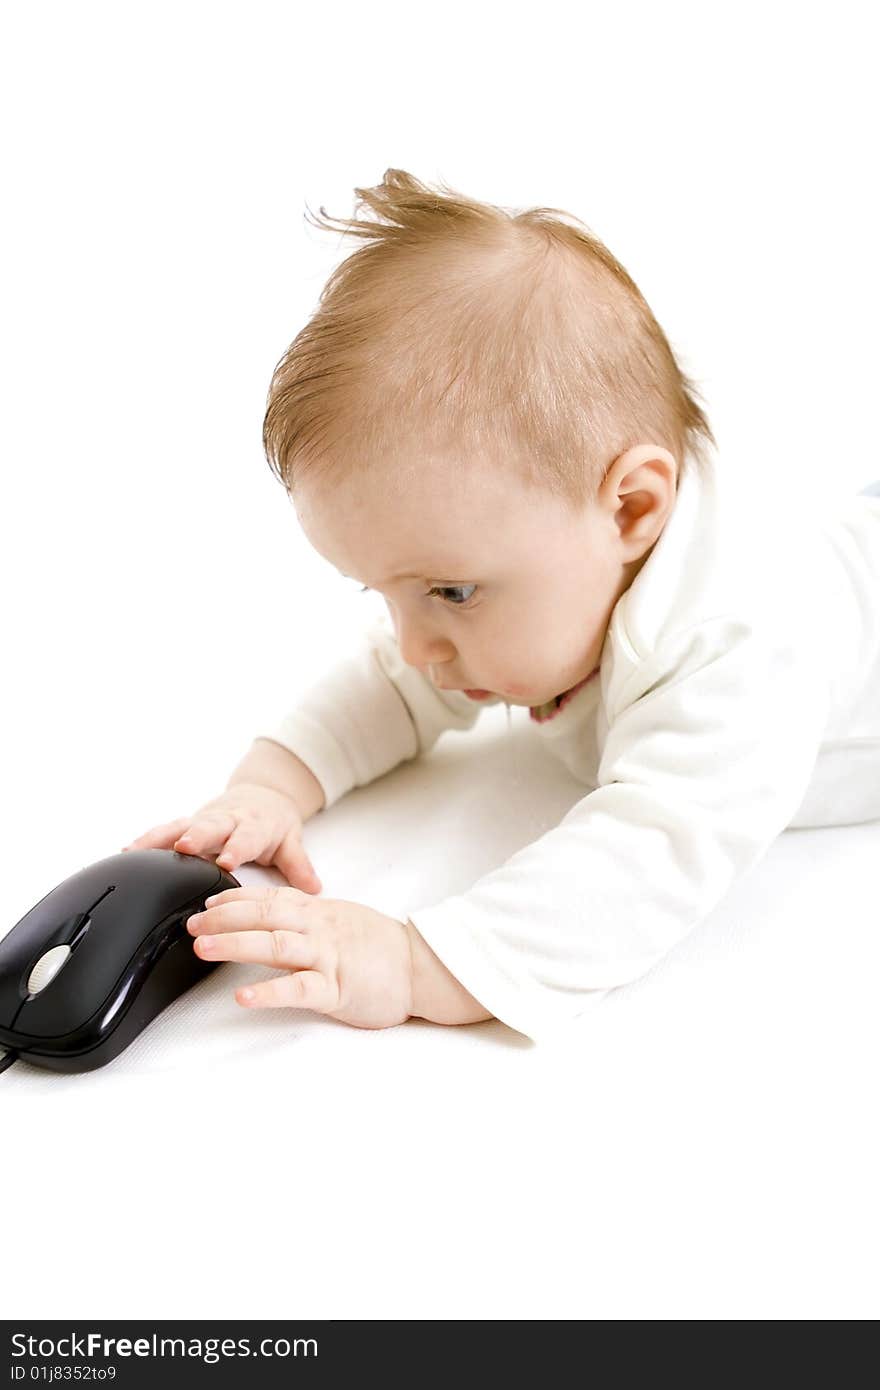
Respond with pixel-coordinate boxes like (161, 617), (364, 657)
(124, 168), (880, 1042)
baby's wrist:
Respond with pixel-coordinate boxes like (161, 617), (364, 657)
(404, 919), (494, 1027)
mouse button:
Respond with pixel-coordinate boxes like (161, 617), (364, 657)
(112, 848), (239, 906)
(116, 846), (216, 883)
(111, 848), (226, 920)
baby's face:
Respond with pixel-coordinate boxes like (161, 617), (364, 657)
(294, 453), (647, 708)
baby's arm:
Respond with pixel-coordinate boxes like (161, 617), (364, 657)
(226, 738), (325, 820)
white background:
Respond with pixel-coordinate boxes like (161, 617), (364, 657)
(1, 0), (878, 1322)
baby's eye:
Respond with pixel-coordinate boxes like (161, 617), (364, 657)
(426, 584), (477, 607)
(358, 583), (478, 608)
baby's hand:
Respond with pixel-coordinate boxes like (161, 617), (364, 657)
(121, 784), (321, 893)
(185, 884), (412, 1028)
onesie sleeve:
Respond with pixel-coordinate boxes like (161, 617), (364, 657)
(257, 616), (496, 810)
(407, 617), (833, 1043)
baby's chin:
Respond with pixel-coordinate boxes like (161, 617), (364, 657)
(498, 667), (601, 707)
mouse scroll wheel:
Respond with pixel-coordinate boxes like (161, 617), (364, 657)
(27, 944), (72, 996)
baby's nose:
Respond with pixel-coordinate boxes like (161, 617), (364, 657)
(398, 631), (454, 671)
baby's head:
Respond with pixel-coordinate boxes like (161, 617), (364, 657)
(262, 169), (716, 707)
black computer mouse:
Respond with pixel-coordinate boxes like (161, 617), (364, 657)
(0, 850), (239, 1074)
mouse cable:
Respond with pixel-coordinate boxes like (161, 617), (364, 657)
(0, 1046), (19, 1075)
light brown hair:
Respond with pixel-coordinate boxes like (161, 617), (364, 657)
(263, 168), (716, 510)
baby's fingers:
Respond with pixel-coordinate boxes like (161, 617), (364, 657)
(274, 827), (322, 895)
(211, 821), (267, 872)
(122, 818), (193, 852)
(173, 812), (237, 860)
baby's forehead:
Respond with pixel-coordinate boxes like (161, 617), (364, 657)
(295, 450), (587, 577)
(366, 516), (587, 589)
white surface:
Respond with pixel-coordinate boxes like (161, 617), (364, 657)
(2, 0), (878, 1325)
(3, 706), (879, 1319)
